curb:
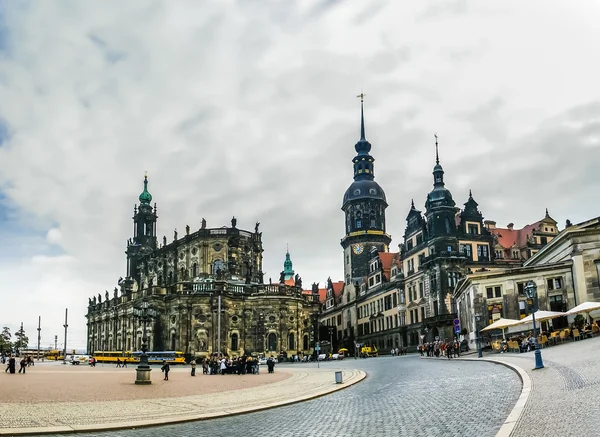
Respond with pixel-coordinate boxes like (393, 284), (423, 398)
(443, 356), (531, 437)
(0, 370), (367, 436)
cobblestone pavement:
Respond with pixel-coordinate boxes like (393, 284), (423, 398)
(61, 356), (521, 437)
(476, 336), (600, 437)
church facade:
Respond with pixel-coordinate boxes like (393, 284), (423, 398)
(86, 177), (320, 358)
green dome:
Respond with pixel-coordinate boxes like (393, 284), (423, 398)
(139, 175), (152, 204)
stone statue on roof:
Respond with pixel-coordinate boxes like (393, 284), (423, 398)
(312, 282), (319, 294)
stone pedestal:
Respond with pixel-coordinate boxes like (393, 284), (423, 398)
(135, 366), (152, 385)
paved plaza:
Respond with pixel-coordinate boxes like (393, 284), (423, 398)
(53, 357), (519, 437)
(7, 340), (598, 437)
(0, 362), (364, 435)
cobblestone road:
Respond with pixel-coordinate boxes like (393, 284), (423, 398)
(482, 337), (600, 437)
(65, 356), (520, 437)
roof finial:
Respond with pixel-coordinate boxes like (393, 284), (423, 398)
(144, 170), (148, 179)
(286, 243), (289, 253)
(469, 189), (473, 199)
(434, 133), (439, 164)
(357, 92), (366, 140)
(411, 198), (415, 209)
(545, 208), (549, 217)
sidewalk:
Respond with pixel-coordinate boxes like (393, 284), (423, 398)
(0, 366), (365, 435)
(462, 337), (600, 437)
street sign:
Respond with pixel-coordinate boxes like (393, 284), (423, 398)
(453, 318), (460, 326)
(315, 342), (321, 351)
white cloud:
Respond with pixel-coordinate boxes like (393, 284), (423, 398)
(0, 0), (599, 348)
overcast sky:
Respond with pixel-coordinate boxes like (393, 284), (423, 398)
(1, 0), (599, 349)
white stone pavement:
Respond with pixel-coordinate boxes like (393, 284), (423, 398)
(463, 336), (600, 437)
(0, 367), (365, 435)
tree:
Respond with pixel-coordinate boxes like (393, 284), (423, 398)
(13, 325), (29, 354)
(0, 327), (11, 354)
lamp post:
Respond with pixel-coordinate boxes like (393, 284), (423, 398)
(328, 326), (334, 355)
(524, 280), (544, 370)
(133, 299), (157, 385)
(475, 314), (483, 358)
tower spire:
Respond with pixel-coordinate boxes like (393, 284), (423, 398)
(357, 92), (366, 140)
(435, 133), (439, 165)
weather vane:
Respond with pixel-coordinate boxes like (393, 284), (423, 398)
(144, 170), (148, 178)
(356, 92), (366, 102)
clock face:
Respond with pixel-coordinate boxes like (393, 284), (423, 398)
(353, 244), (364, 255)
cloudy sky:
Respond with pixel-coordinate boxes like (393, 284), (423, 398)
(1, 0), (599, 349)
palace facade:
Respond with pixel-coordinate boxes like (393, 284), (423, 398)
(86, 177), (320, 358)
(319, 99), (570, 354)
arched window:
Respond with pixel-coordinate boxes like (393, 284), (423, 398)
(170, 333), (176, 350)
(303, 334), (309, 351)
(231, 333), (239, 351)
(288, 333), (295, 350)
(180, 268), (185, 280)
(370, 210), (376, 228)
(192, 263), (197, 278)
(267, 333), (277, 351)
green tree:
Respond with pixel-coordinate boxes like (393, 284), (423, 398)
(0, 327), (11, 354)
(13, 325), (29, 354)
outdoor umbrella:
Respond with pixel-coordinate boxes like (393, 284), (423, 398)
(520, 310), (566, 323)
(480, 318), (522, 339)
(566, 301), (600, 319)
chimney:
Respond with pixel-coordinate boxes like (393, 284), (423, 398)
(507, 223), (514, 230)
(484, 220), (496, 230)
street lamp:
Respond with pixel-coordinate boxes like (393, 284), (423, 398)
(328, 326), (334, 354)
(132, 299), (157, 385)
(524, 281), (544, 370)
(474, 314), (483, 358)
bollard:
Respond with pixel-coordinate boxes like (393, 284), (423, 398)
(335, 371), (343, 384)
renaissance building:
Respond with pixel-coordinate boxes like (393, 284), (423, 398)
(86, 176), (320, 358)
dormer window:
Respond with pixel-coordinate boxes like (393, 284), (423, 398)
(356, 220), (362, 228)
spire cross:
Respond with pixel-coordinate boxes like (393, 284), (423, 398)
(434, 134), (439, 164)
(356, 92), (365, 102)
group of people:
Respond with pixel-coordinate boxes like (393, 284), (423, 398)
(191, 355), (275, 377)
(390, 347), (408, 356)
(419, 339), (462, 359)
(3, 355), (33, 373)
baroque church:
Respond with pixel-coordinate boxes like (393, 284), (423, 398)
(86, 176), (320, 358)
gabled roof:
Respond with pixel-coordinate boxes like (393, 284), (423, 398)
(491, 222), (540, 249)
(303, 280), (345, 305)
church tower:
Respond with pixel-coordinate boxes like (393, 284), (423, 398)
(126, 174), (158, 282)
(340, 95), (391, 283)
(283, 248), (295, 281)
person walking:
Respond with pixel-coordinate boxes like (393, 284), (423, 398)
(190, 359), (196, 376)
(161, 361), (170, 381)
(18, 357), (26, 374)
(116, 358), (122, 368)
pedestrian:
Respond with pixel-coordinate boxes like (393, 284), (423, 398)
(116, 358), (122, 368)
(161, 360), (170, 381)
(190, 359), (196, 376)
(18, 357), (26, 374)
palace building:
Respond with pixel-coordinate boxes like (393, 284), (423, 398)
(86, 176), (320, 358)
(319, 98), (569, 355)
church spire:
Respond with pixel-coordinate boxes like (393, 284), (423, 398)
(283, 246), (294, 280)
(138, 172), (152, 205)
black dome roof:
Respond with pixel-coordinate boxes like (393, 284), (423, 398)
(342, 179), (387, 209)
